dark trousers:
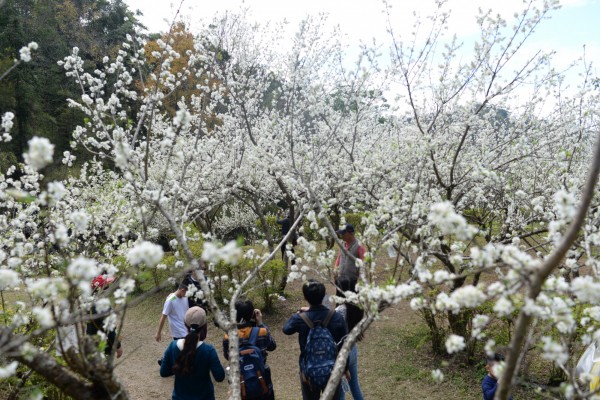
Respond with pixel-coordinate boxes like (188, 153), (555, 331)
(300, 374), (341, 400)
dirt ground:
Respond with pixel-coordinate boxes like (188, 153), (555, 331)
(114, 279), (488, 400)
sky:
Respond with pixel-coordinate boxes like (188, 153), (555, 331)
(124, 0), (599, 100)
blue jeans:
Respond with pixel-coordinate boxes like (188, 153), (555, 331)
(340, 345), (364, 400)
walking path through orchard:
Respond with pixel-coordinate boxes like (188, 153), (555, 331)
(115, 280), (484, 399)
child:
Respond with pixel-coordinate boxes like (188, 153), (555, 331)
(482, 353), (511, 400)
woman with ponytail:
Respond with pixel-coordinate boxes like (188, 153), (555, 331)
(160, 306), (225, 400)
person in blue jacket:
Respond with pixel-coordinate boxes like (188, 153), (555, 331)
(160, 306), (225, 400)
(482, 353), (511, 400)
(283, 279), (347, 400)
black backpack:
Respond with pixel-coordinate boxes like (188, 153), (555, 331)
(239, 327), (272, 400)
(299, 310), (337, 389)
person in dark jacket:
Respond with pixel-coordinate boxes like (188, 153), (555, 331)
(283, 279), (347, 400)
(223, 299), (277, 399)
(482, 353), (511, 400)
(160, 307), (225, 400)
(277, 209), (297, 264)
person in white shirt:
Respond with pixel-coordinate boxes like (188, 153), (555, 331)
(156, 283), (189, 342)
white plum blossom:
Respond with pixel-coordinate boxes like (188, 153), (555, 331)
(19, 42), (38, 62)
(445, 334), (466, 354)
(0, 361), (19, 378)
(23, 136), (54, 170)
(69, 210), (90, 234)
(493, 297), (515, 317)
(32, 306), (54, 328)
(201, 241), (242, 265)
(127, 241), (164, 267)
(428, 201), (477, 240)
(472, 314), (490, 339)
(571, 276), (600, 303)
(0, 269), (20, 290)
(450, 286), (486, 308)
(435, 292), (460, 314)
(431, 369), (444, 383)
(67, 257), (98, 284)
(541, 336), (569, 366)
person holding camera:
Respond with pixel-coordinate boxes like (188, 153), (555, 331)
(222, 299), (277, 400)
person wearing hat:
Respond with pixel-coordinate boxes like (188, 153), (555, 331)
(334, 224), (366, 292)
(160, 306), (225, 400)
(156, 283), (189, 342)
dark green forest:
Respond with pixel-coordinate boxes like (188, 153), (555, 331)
(0, 0), (142, 178)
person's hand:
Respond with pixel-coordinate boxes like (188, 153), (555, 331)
(298, 306), (309, 313)
(155, 332), (162, 342)
(254, 309), (263, 325)
(116, 347), (124, 358)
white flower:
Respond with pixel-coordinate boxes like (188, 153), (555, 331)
(0, 361), (18, 378)
(445, 334), (466, 354)
(0, 269), (20, 290)
(431, 369), (444, 383)
(19, 46), (32, 62)
(433, 270), (451, 284)
(24, 136), (54, 170)
(70, 210), (90, 234)
(428, 201), (477, 240)
(2, 112), (14, 131)
(201, 241), (242, 265)
(410, 297), (427, 310)
(541, 336), (569, 366)
(450, 286), (486, 308)
(572, 276), (600, 303)
(127, 241), (164, 267)
(484, 339), (497, 357)
(67, 257), (98, 283)
(32, 306), (54, 328)
(435, 292), (460, 314)
(493, 297), (514, 317)
(47, 181), (67, 203)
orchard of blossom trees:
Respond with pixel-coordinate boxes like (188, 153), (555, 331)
(0, 0), (599, 399)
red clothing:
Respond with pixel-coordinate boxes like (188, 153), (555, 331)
(335, 240), (366, 267)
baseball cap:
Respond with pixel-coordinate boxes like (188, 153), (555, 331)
(185, 306), (207, 327)
(336, 224), (355, 235)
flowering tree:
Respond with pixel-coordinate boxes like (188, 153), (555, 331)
(1, 1), (600, 399)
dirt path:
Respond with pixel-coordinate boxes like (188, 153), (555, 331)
(115, 284), (484, 400)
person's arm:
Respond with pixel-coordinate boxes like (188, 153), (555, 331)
(155, 314), (167, 342)
(260, 326), (277, 352)
(159, 344), (174, 377)
(357, 245), (366, 260)
(282, 313), (301, 335)
(209, 346), (226, 382)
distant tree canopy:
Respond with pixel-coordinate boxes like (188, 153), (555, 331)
(0, 0), (140, 174)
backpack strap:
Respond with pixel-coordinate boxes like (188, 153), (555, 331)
(323, 309), (335, 328)
(298, 312), (314, 329)
(299, 309), (335, 328)
(248, 327), (259, 347)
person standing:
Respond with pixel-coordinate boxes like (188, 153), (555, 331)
(283, 279), (347, 400)
(160, 306), (225, 400)
(335, 278), (364, 400)
(223, 299), (277, 400)
(276, 209), (297, 264)
(334, 224), (366, 292)
(156, 283), (189, 342)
